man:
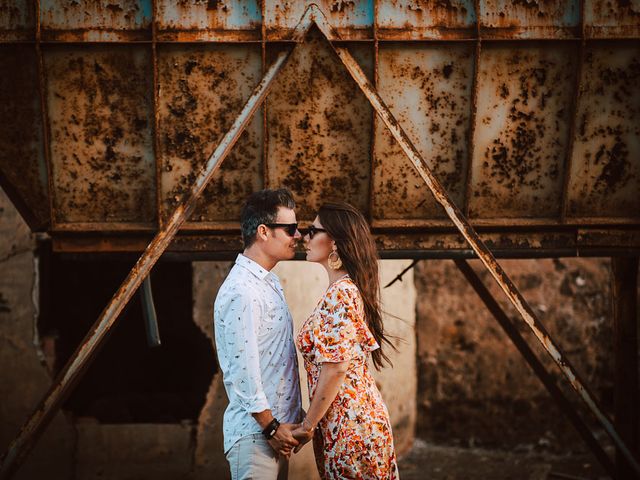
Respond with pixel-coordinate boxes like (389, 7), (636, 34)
(214, 188), (303, 480)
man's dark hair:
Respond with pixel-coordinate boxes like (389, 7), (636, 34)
(240, 188), (296, 249)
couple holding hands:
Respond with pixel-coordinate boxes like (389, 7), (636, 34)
(214, 189), (399, 480)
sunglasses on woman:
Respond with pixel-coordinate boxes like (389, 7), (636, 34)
(265, 223), (298, 237)
(303, 225), (327, 239)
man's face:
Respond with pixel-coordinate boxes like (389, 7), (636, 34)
(263, 206), (301, 261)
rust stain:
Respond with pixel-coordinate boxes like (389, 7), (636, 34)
(45, 45), (155, 224)
(266, 34), (372, 219)
(373, 43), (473, 220)
(480, 0), (579, 38)
(0, 45), (49, 226)
(470, 43), (576, 218)
(568, 43), (640, 218)
(157, 44), (263, 224)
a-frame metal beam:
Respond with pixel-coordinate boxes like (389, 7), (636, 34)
(454, 259), (615, 478)
(308, 5), (640, 477)
(2, 4), (638, 478)
(0, 7), (315, 479)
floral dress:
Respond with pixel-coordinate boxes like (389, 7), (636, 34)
(296, 277), (399, 480)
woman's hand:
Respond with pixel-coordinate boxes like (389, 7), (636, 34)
(291, 423), (314, 453)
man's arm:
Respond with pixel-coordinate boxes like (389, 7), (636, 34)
(252, 409), (299, 457)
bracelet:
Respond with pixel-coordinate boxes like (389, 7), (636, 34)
(262, 417), (280, 439)
(302, 417), (315, 433)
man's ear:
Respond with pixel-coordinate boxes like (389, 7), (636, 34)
(256, 224), (269, 242)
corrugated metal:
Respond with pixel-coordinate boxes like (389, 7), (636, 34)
(265, 0), (374, 40)
(0, 0), (34, 41)
(376, 0), (476, 40)
(469, 42), (577, 219)
(567, 41), (640, 219)
(0, 45), (49, 227)
(156, 0), (261, 41)
(479, 0), (580, 39)
(40, 0), (152, 41)
(373, 43), (474, 223)
(265, 34), (373, 218)
(45, 46), (156, 226)
(157, 44), (263, 226)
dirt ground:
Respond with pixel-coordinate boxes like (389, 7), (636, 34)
(397, 439), (610, 480)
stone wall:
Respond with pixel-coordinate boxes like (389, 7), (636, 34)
(414, 258), (617, 452)
(0, 188), (75, 480)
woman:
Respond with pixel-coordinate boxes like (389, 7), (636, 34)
(293, 202), (399, 479)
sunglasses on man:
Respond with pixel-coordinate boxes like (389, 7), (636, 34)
(265, 223), (327, 239)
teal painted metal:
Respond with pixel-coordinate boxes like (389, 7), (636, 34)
(40, 0), (152, 41)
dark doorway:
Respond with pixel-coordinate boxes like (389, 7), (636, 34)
(38, 243), (216, 423)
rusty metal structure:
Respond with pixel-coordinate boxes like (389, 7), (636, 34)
(0, 1), (638, 479)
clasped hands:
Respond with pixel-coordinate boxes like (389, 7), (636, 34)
(268, 422), (315, 458)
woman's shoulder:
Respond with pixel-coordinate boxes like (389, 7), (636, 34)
(327, 276), (359, 296)
(324, 276), (361, 308)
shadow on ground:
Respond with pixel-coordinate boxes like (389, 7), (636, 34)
(398, 440), (610, 480)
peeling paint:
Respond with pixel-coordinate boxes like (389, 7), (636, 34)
(469, 43), (576, 219)
(158, 44), (263, 224)
(45, 45), (156, 225)
(568, 42), (640, 218)
(373, 43), (473, 221)
(266, 33), (372, 219)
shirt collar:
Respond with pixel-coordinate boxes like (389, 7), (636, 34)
(235, 253), (272, 281)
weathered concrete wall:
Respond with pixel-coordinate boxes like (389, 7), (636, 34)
(75, 421), (193, 480)
(0, 187), (75, 480)
(414, 258), (616, 452)
(191, 260), (232, 479)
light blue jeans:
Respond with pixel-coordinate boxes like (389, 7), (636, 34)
(226, 433), (288, 480)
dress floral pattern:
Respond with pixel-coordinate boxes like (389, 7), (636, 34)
(296, 277), (399, 480)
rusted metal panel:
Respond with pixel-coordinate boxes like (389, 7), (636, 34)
(373, 230), (579, 252)
(265, 34), (373, 219)
(44, 45), (156, 225)
(479, 0), (580, 39)
(0, 0), (35, 41)
(157, 44), (263, 226)
(0, 45), (49, 229)
(376, 0), (476, 40)
(584, 0), (640, 38)
(0, 28), (300, 477)
(319, 16), (640, 469)
(40, 0), (152, 42)
(372, 43), (474, 224)
(468, 42), (578, 219)
(265, 0), (373, 40)
(156, 0), (261, 42)
(577, 229), (640, 248)
(567, 42), (640, 220)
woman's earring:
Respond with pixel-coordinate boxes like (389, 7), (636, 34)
(328, 246), (343, 270)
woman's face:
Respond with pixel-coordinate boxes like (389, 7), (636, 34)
(303, 216), (334, 264)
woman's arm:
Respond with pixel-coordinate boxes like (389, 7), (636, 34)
(292, 361), (349, 450)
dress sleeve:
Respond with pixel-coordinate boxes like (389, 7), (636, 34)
(313, 284), (360, 363)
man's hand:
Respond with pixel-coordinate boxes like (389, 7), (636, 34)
(291, 423), (314, 453)
(268, 423), (299, 459)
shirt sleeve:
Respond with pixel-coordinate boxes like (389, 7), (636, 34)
(215, 289), (271, 414)
(313, 284), (359, 363)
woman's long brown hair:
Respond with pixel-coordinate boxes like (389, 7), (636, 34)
(318, 202), (394, 369)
